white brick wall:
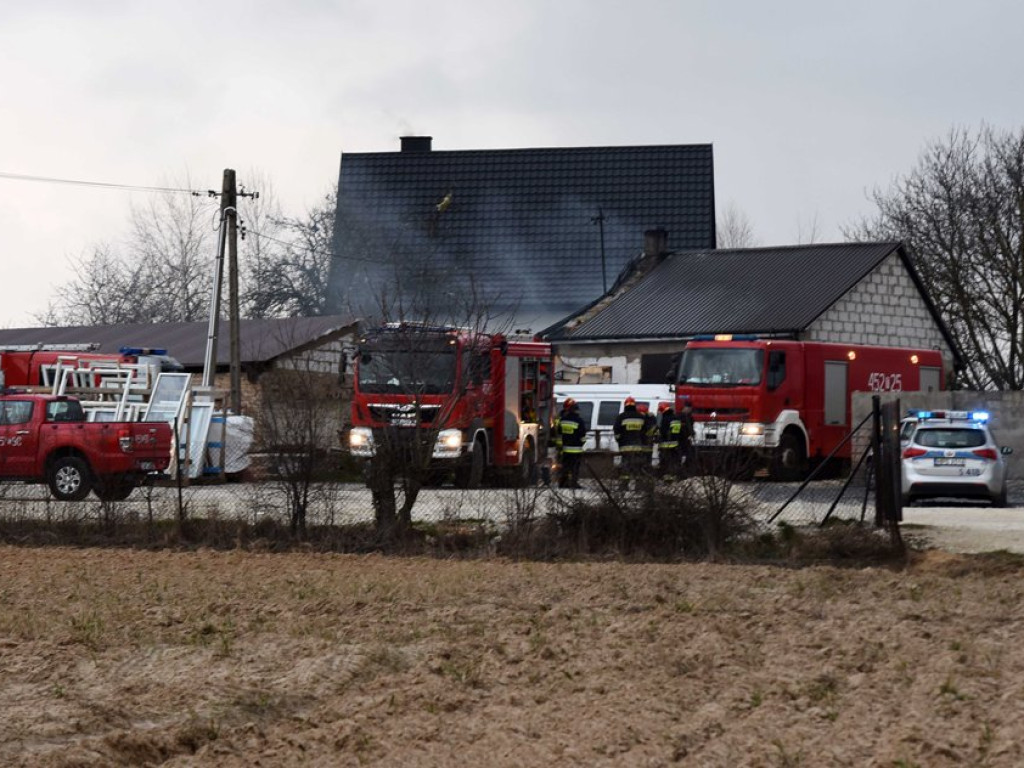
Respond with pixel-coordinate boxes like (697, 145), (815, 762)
(804, 253), (950, 365)
(274, 337), (352, 375)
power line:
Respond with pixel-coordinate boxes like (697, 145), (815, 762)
(0, 170), (204, 195)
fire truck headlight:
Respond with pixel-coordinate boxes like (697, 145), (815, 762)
(438, 429), (463, 450)
(349, 427), (373, 450)
(740, 423), (764, 436)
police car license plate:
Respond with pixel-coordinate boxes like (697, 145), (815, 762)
(934, 458), (965, 467)
(705, 431), (717, 441)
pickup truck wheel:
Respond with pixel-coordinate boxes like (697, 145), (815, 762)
(48, 456), (92, 501)
(94, 478), (136, 502)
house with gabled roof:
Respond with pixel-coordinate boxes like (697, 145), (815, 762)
(327, 136), (716, 332)
(539, 240), (960, 385)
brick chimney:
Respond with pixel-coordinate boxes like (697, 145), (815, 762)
(400, 136), (433, 153)
(643, 228), (669, 259)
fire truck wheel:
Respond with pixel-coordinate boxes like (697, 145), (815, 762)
(772, 433), (806, 482)
(48, 456), (93, 501)
(456, 440), (485, 489)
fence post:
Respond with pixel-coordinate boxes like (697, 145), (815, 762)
(872, 395), (883, 528)
(872, 396), (905, 551)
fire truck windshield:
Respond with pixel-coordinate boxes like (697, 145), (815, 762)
(357, 349), (456, 395)
(677, 348), (764, 387)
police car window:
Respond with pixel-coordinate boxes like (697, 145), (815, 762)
(597, 401), (619, 426)
(900, 421), (916, 442)
(915, 428), (986, 449)
(575, 402), (594, 425)
(2, 401), (33, 425)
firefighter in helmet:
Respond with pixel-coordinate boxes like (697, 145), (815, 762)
(557, 398), (587, 489)
(638, 403), (659, 483)
(613, 396), (647, 489)
(679, 396), (696, 475)
(656, 402), (682, 480)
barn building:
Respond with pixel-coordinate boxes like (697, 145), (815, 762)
(540, 238), (960, 385)
(0, 315), (358, 428)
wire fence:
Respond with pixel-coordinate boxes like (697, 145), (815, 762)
(0, 451), (884, 536)
(0, 398), (909, 555)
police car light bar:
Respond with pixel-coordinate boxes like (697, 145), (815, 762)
(691, 334), (759, 342)
(909, 409), (989, 423)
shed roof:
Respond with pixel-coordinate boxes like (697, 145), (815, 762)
(0, 315), (357, 369)
(329, 139), (716, 328)
(542, 242), (955, 351)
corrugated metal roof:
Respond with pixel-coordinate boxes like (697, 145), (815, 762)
(544, 242), (904, 340)
(0, 315), (357, 369)
(329, 142), (716, 322)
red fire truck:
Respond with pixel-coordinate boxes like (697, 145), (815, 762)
(347, 323), (554, 487)
(0, 345), (182, 389)
(672, 336), (945, 479)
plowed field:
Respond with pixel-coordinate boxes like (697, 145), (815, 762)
(2, 546), (1023, 766)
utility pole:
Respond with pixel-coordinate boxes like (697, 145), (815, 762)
(226, 170), (241, 414)
(202, 173), (231, 389)
(202, 169), (256, 410)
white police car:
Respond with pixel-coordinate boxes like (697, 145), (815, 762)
(901, 410), (1011, 507)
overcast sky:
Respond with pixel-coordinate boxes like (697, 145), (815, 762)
(1, 0), (1022, 328)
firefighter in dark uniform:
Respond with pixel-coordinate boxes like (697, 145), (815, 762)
(679, 396), (696, 475)
(656, 401), (682, 480)
(613, 396), (647, 489)
(638, 403), (658, 481)
(557, 398), (587, 488)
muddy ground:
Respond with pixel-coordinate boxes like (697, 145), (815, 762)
(2, 546), (1024, 767)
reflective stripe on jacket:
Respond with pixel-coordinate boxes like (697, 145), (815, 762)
(558, 411), (587, 453)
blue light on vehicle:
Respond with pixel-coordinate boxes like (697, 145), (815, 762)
(971, 411), (990, 422)
(914, 411), (933, 419)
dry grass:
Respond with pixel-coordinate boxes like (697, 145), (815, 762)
(2, 546), (1024, 766)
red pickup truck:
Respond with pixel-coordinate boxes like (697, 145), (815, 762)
(0, 394), (173, 501)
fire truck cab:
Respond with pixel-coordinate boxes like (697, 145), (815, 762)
(348, 323), (554, 487)
(672, 336), (945, 479)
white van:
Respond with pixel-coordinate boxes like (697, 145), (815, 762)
(554, 384), (673, 453)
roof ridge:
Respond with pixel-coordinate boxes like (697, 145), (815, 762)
(345, 142), (714, 157)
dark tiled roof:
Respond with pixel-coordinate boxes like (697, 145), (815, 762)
(543, 242), (915, 340)
(0, 315), (357, 370)
(329, 141), (715, 324)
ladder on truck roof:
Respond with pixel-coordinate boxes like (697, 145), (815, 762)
(0, 343), (100, 352)
(49, 358), (157, 422)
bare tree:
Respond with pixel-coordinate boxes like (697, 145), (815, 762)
(716, 202), (758, 248)
(40, 173), (340, 326)
(40, 174), (219, 326)
(251, 324), (347, 536)
(244, 185), (336, 318)
(844, 125), (1024, 389)
(237, 171), (286, 319)
(127, 176), (217, 322)
(37, 245), (160, 325)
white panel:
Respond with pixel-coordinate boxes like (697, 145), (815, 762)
(824, 362), (848, 426)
